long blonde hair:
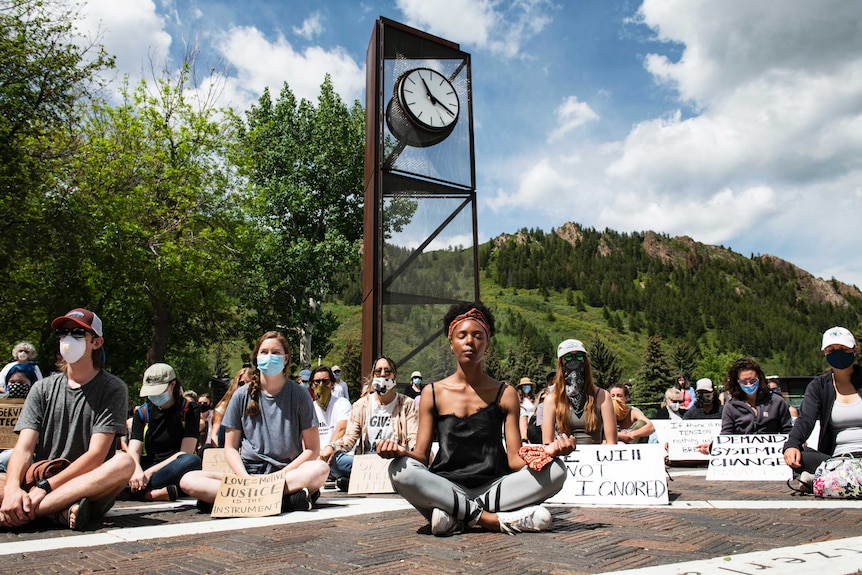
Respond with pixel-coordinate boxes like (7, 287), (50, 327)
(553, 357), (599, 434)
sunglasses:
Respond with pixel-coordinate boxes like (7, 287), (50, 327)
(373, 367), (394, 376)
(562, 352), (586, 363)
(312, 378), (331, 385)
(738, 378), (759, 386)
(55, 327), (92, 339)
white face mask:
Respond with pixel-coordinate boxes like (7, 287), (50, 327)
(372, 377), (396, 395)
(16, 351), (28, 361)
(59, 335), (87, 364)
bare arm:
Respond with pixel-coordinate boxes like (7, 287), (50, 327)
(597, 390), (618, 444)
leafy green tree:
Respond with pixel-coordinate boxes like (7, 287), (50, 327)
(589, 337), (622, 389)
(0, 0), (113, 355)
(632, 335), (674, 406)
(69, 65), (243, 383)
(239, 76), (364, 366)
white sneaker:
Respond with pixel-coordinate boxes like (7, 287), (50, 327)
(431, 508), (461, 536)
(496, 506), (552, 535)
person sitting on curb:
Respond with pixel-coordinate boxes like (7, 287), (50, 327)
(0, 308), (133, 531)
(609, 383), (655, 443)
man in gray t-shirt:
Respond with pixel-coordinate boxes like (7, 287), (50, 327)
(0, 308), (135, 531)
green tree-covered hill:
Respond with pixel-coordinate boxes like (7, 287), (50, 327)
(327, 222), (862, 406)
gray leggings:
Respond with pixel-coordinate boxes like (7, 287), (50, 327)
(388, 456), (566, 525)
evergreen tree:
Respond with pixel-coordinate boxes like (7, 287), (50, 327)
(632, 335), (674, 406)
(588, 338), (622, 389)
(670, 342), (700, 382)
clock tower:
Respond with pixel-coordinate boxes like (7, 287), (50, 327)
(362, 17), (479, 376)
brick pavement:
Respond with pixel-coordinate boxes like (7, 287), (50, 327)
(2, 468), (862, 575)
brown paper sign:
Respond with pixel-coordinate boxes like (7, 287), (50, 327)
(201, 448), (233, 473)
(0, 400), (25, 449)
(211, 471), (285, 517)
(347, 454), (395, 494)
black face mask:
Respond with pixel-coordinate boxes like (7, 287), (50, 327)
(199, 404), (211, 413)
(562, 356), (586, 418)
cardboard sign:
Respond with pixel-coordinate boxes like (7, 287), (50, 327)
(547, 444), (668, 505)
(347, 453), (395, 494)
(201, 448), (233, 473)
(706, 434), (792, 481)
(211, 472), (285, 517)
(667, 420), (722, 461)
(0, 399), (25, 449)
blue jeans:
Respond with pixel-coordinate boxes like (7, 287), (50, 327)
(330, 451), (353, 479)
(147, 452), (202, 492)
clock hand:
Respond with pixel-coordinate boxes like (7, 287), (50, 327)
(421, 78), (456, 116)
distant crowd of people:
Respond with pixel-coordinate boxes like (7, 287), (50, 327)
(0, 304), (859, 533)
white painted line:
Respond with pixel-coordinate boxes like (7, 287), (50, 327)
(599, 535), (862, 575)
(0, 497), (414, 557)
(551, 499), (862, 509)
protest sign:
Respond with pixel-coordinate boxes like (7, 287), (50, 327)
(211, 472), (285, 517)
(706, 434), (792, 481)
(547, 443), (668, 505)
(202, 448), (233, 473)
(667, 420), (722, 461)
(347, 453), (395, 494)
(0, 399), (24, 449)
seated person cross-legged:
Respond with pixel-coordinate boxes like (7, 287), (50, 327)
(125, 363), (202, 501)
(382, 303), (574, 537)
(321, 356), (417, 493)
(784, 327), (862, 493)
(179, 331), (329, 512)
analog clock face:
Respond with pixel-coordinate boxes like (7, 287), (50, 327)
(397, 68), (460, 131)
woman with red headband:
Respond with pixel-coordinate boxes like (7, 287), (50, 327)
(381, 302), (575, 536)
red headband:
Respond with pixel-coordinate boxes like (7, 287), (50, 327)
(447, 308), (490, 339)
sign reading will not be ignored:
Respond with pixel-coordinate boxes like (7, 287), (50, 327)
(547, 443), (668, 505)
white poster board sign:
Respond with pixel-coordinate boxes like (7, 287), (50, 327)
(347, 454), (395, 494)
(667, 420), (722, 461)
(706, 434), (792, 481)
(547, 444), (668, 505)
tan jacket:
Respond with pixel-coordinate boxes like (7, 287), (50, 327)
(330, 392), (418, 455)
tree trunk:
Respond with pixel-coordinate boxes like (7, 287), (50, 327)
(148, 300), (171, 365)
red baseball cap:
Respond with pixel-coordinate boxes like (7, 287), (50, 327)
(51, 308), (103, 337)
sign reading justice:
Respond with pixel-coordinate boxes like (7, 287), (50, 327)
(547, 444), (668, 505)
(211, 471), (285, 518)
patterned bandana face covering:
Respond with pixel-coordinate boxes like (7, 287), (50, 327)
(372, 377), (396, 395)
(563, 357), (586, 417)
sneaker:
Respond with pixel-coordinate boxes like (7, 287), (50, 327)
(336, 477), (350, 492)
(431, 508), (462, 537)
(787, 471), (814, 495)
(282, 488), (312, 512)
(496, 506), (552, 535)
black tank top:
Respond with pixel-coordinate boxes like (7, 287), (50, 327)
(428, 382), (511, 488)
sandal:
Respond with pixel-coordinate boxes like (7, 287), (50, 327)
(787, 478), (813, 495)
(54, 498), (92, 531)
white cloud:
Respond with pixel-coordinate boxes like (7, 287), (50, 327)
(293, 12), (324, 40)
(73, 0), (172, 81)
(214, 26), (364, 110)
(396, 0), (554, 58)
(548, 96), (599, 142)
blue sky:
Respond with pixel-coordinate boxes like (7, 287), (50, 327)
(71, 0), (862, 290)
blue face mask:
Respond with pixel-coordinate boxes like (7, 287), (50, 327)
(257, 353), (285, 376)
(739, 379), (759, 396)
(522, 385), (532, 394)
(149, 389), (172, 407)
(826, 350), (856, 370)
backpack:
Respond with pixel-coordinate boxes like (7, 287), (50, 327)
(135, 397), (189, 456)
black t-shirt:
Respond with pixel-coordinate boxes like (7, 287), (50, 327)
(131, 399), (200, 467)
(402, 382), (420, 399)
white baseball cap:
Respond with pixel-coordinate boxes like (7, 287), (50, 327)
(822, 327), (856, 351)
(695, 378), (713, 392)
(557, 339), (587, 358)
